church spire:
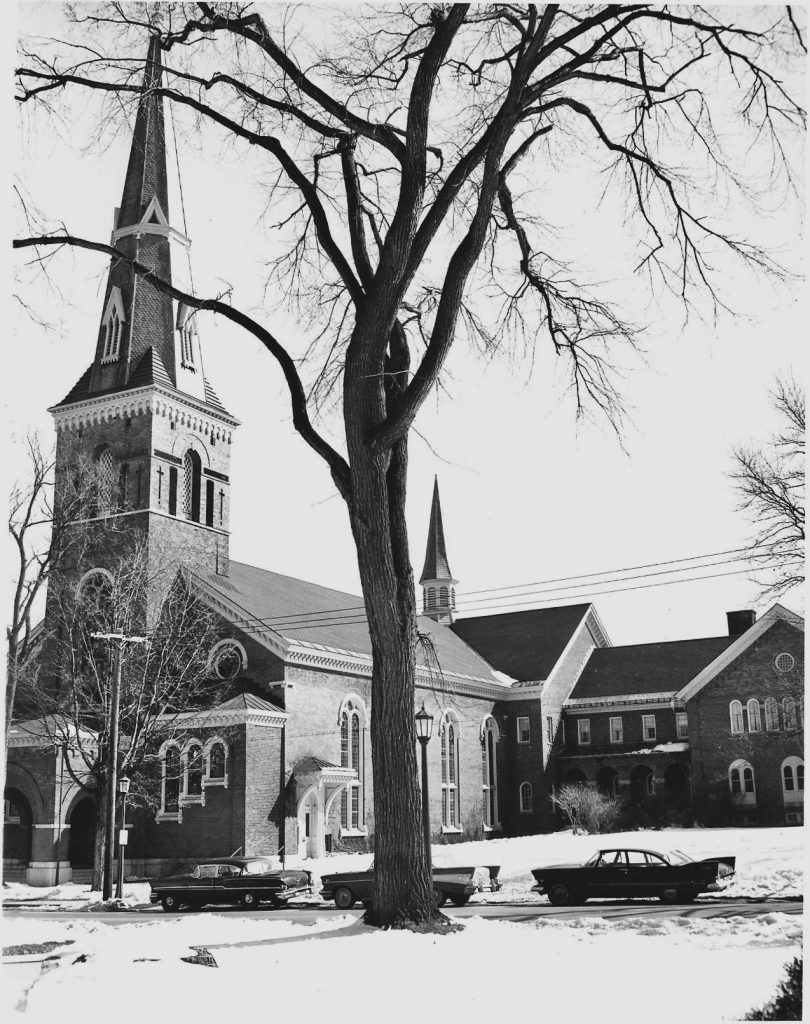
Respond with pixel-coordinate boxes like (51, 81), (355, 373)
(420, 477), (458, 622)
(51, 29), (229, 415)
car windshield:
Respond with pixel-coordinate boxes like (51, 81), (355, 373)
(584, 852), (604, 867)
(665, 849), (693, 865)
(243, 861), (271, 876)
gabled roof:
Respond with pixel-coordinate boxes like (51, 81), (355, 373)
(676, 603), (804, 702)
(568, 636), (736, 701)
(215, 692), (284, 714)
(295, 755), (344, 773)
(450, 604), (593, 682)
(420, 477), (454, 583)
(203, 561), (503, 684)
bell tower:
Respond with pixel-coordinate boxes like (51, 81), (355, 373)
(420, 477), (458, 623)
(48, 33), (239, 588)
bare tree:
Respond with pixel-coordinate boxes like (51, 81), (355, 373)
(13, 4), (805, 926)
(731, 376), (805, 600)
(551, 783), (620, 835)
(7, 434), (107, 744)
(19, 539), (224, 890)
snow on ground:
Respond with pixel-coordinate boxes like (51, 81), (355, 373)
(2, 911), (801, 1024)
(3, 825), (804, 910)
(3, 827), (802, 1022)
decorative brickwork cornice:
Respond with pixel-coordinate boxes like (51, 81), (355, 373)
(154, 707), (287, 730)
(49, 383), (239, 440)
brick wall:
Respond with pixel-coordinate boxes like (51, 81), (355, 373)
(688, 618), (804, 826)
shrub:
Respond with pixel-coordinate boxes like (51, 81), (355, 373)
(551, 785), (622, 834)
(746, 957), (802, 1020)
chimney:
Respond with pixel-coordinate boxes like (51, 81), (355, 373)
(727, 610), (756, 636)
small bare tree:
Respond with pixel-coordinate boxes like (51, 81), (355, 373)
(21, 538), (224, 890)
(551, 783), (622, 835)
(7, 434), (108, 744)
(731, 376), (805, 600)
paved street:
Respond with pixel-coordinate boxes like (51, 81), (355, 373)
(4, 898), (801, 932)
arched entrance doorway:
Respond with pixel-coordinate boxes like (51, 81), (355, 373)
(630, 765), (654, 804)
(297, 789), (320, 859)
(3, 789), (33, 880)
(68, 798), (96, 873)
(563, 768), (588, 787)
(596, 767), (620, 798)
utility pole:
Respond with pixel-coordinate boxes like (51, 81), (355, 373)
(92, 632), (147, 900)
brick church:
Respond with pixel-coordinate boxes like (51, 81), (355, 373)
(5, 43), (804, 885)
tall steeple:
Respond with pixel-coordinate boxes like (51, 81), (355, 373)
(48, 30), (238, 582)
(420, 477), (458, 623)
(55, 31), (226, 414)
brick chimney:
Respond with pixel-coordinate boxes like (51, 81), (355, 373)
(727, 610), (756, 636)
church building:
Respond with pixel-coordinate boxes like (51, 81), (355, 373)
(5, 43), (804, 885)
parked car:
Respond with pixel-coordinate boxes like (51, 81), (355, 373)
(531, 847), (736, 906)
(319, 864), (502, 910)
(149, 857), (313, 912)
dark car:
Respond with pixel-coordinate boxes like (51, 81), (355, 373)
(149, 857), (313, 912)
(319, 863), (501, 910)
(531, 847), (736, 906)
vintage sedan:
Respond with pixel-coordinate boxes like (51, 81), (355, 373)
(320, 863), (502, 909)
(149, 856), (313, 912)
(531, 848), (736, 906)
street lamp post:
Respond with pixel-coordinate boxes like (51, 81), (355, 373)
(91, 632), (147, 900)
(415, 703), (434, 876)
(116, 775), (131, 899)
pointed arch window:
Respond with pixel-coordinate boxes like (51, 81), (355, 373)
(481, 717), (499, 831)
(729, 700), (744, 733)
(747, 699), (762, 733)
(101, 287), (126, 363)
(339, 697), (366, 833)
(96, 447), (115, 514)
(177, 303), (197, 370)
(440, 712), (460, 830)
(183, 450), (202, 523)
(783, 697), (798, 731)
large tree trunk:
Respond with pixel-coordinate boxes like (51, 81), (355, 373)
(347, 433), (439, 927)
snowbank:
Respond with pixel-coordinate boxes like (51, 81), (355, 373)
(3, 912), (801, 1024)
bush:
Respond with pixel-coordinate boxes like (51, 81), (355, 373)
(746, 957), (802, 1020)
(551, 785), (622, 834)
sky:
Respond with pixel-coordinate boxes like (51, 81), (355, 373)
(5, 1), (806, 647)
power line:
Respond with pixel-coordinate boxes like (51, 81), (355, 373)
(221, 557), (800, 635)
(218, 546), (763, 629)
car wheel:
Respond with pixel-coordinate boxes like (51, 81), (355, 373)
(547, 882), (573, 907)
(433, 888), (449, 907)
(160, 895), (181, 912)
(333, 887), (356, 910)
(450, 894), (470, 908)
(241, 891), (260, 909)
(659, 886), (680, 904)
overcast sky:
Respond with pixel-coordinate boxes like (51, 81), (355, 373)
(7, 2), (806, 646)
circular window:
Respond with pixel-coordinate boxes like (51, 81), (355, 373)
(775, 652), (795, 673)
(212, 641), (245, 680)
